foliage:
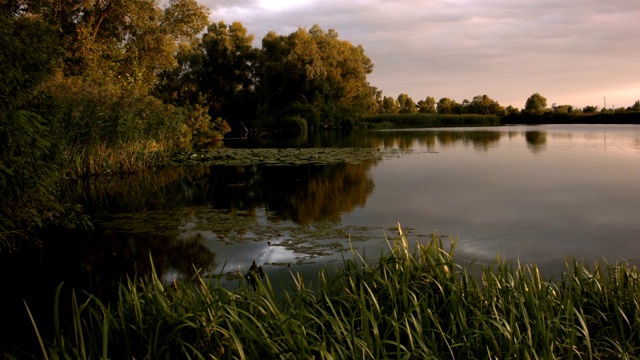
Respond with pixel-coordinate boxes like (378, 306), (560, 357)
(0, 0), (216, 247)
(505, 105), (520, 115)
(468, 94), (505, 115)
(19, 0), (210, 86)
(436, 97), (460, 114)
(0, 109), (88, 248)
(378, 96), (399, 114)
(583, 105), (599, 113)
(0, 13), (88, 247)
(41, 74), (190, 176)
(524, 93), (548, 114)
(27, 227), (640, 359)
(255, 25), (378, 130)
(417, 96), (436, 113)
(173, 21), (259, 128)
(397, 93), (417, 114)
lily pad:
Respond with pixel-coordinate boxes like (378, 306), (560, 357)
(168, 148), (391, 166)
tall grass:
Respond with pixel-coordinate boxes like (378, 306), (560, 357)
(27, 226), (640, 359)
(360, 113), (501, 129)
(42, 75), (188, 177)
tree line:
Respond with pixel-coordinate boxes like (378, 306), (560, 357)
(374, 92), (640, 117)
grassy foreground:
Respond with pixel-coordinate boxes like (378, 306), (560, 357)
(27, 227), (640, 359)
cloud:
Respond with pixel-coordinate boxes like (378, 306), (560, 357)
(204, 0), (640, 108)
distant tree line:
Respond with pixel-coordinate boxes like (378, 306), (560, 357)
(374, 92), (640, 118)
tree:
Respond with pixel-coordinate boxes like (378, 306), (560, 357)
(256, 25), (377, 129)
(437, 98), (456, 114)
(524, 93), (547, 114)
(1, 0), (213, 245)
(629, 100), (640, 112)
(553, 105), (573, 114)
(11, 0), (206, 86)
(461, 99), (471, 114)
(582, 105), (598, 113)
(505, 105), (520, 116)
(194, 21), (258, 125)
(417, 96), (436, 113)
(397, 94), (417, 114)
(379, 96), (399, 114)
(468, 94), (504, 115)
(0, 13), (84, 245)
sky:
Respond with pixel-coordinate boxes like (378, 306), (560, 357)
(204, 0), (640, 109)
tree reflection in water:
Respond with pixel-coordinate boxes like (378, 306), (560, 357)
(525, 131), (548, 153)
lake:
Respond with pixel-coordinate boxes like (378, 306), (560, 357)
(48, 124), (640, 281)
(3, 124), (640, 352)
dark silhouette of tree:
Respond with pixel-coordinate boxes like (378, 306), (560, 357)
(524, 93), (547, 115)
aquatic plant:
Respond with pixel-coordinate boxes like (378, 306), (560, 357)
(360, 113), (501, 129)
(25, 226), (640, 359)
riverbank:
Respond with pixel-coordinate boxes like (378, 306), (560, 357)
(359, 112), (640, 129)
(18, 227), (640, 359)
(360, 113), (501, 129)
(502, 112), (640, 125)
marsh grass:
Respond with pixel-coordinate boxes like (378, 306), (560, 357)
(43, 75), (186, 177)
(360, 113), (501, 129)
(27, 226), (640, 359)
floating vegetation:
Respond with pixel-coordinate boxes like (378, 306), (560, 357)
(97, 206), (385, 266)
(169, 147), (393, 166)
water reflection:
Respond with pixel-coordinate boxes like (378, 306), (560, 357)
(68, 162), (375, 223)
(525, 131), (547, 153)
(228, 129), (505, 152)
(365, 130), (503, 152)
(57, 160), (378, 287)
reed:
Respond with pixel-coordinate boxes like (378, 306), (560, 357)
(360, 113), (501, 129)
(26, 226), (640, 359)
(42, 74), (187, 178)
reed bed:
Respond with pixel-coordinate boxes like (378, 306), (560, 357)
(27, 227), (640, 359)
(360, 113), (501, 129)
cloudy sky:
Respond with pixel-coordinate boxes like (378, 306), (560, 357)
(205, 0), (640, 109)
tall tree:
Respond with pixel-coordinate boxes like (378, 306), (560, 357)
(9, 0), (207, 86)
(468, 94), (504, 115)
(195, 21), (258, 124)
(256, 25), (377, 129)
(505, 105), (520, 116)
(397, 94), (417, 114)
(437, 98), (455, 114)
(417, 96), (436, 113)
(379, 96), (399, 114)
(524, 93), (547, 115)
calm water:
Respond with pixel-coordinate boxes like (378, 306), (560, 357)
(61, 125), (640, 278)
(367, 125), (640, 273)
(3, 124), (640, 352)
